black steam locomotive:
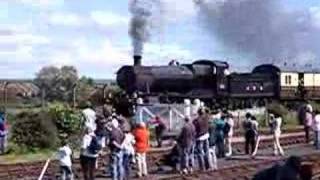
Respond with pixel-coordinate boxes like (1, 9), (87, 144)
(117, 56), (319, 107)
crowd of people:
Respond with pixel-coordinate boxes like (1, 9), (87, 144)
(53, 101), (320, 180)
(56, 102), (151, 180)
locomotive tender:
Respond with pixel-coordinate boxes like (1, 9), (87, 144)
(117, 56), (320, 105)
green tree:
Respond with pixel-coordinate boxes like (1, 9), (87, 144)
(76, 76), (95, 107)
(35, 65), (79, 102)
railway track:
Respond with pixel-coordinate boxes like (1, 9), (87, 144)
(160, 153), (320, 180)
(0, 130), (312, 180)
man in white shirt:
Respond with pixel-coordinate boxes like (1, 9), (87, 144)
(57, 141), (73, 180)
(313, 111), (320, 150)
(225, 113), (234, 157)
(80, 128), (100, 180)
(269, 113), (284, 156)
(82, 102), (97, 132)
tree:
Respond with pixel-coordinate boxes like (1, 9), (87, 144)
(76, 76), (95, 107)
(35, 65), (79, 102)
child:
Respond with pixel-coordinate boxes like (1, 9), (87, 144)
(57, 140), (73, 180)
(121, 128), (136, 180)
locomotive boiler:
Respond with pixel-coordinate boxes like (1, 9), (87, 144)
(117, 56), (229, 101)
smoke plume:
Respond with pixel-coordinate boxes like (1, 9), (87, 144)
(195, 0), (320, 66)
(129, 0), (161, 56)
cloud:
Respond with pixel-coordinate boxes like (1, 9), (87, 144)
(161, 0), (197, 22)
(310, 6), (320, 28)
(90, 11), (129, 27)
(18, 0), (63, 8)
(48, 12), (85, 26)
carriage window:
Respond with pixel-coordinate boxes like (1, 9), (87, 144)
(213, 67), (217, 75)
(285, 75), (292, 85)
(252, 85), (257, 91)
(259, 83), (264, 91)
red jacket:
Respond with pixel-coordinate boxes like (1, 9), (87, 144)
(133, 126), (149, 153)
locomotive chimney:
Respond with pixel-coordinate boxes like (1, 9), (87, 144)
(133, 55), (142, 66)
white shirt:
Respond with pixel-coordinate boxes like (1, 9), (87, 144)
(274, 117), (282, 136)
(198, 133), (209, 141)
(81, 133), (99, 158)
(313, 115), (320, 131)
(121, 133), (136, 155)
(82, 108), (97, 131)
(227, 117), (234, 137)
(57, 145), (72, 167)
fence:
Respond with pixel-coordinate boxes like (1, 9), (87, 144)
(134, 103), (186, 132)
(134, 103), (267, 133)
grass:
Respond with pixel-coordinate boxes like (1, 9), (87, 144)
(0, 149), (54, 164)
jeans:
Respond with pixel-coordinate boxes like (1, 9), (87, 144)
(305, 126), (311, 143)
(111, 151), (124, 180)
(123, 153), (133, 180)
(60, 166), (73, 180)
(0, 136), (5, 154)
(245, 132), (256, 155)
(215, 136), (225, 158)
(180, 145), (194, 171)
(136, 153), (148, 176)
(80, 155), (96, 180)
(314, 131), (320, 149)
(195, 139), (210, 170)
(208, 146), (217, 170)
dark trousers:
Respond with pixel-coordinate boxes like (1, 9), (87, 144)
(156, 129), (164, 147)
(60, 166), (73, 180)
(123, 153), (132, 180)
(195, 139), (210, 170)
(245, 132), (256, 155)
(305, 126), (311, 143)
(215, 137), (225, 158)
(180, 145), (194, 170)
(80, 155), (96, 180)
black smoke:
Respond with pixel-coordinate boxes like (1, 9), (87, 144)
(195, 0), (320, 66)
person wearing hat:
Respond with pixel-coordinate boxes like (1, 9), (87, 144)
(133, 122), (150, 177)
(269, 113), (284, 156)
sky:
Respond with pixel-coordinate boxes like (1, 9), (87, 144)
(0, 0), (320, 79)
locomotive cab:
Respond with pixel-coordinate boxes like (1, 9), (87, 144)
(192, 60), (229, 97)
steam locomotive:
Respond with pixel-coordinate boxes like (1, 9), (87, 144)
(117, 56), (320, 107)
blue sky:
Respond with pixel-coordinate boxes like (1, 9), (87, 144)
(1, 0), (320, 79)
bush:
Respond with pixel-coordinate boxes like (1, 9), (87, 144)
(266, 102), (301, 127)
(48, 102), (82, 139)
(267, 102), (289, 116)
(11, 110), (59, 150)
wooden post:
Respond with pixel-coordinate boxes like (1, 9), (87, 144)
(3, 82), (9, 116)
(38, 158), (51, 180)
(169, 106), (173, 131)
(41, 88), (45, 108)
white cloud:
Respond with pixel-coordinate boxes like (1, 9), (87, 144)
(72, 38), (131, 66)
(144, 43), (192, 63)
(48, 12), (85, 26)
(310, 6), (320, 28)
(90, 11), (129, 27)
(18, 0), (63, 8)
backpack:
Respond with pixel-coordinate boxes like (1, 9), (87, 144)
(88, 136), (102, 154)
(223, 122), (231, 135)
